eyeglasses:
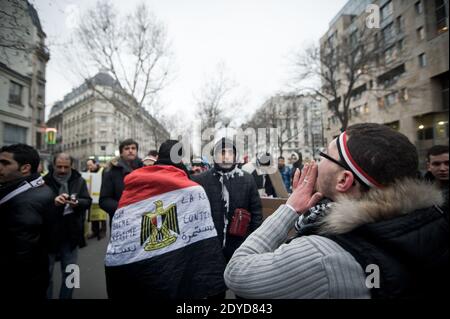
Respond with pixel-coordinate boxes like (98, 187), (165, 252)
(319, 151), (348, 170)
(319, 151), (360, 188)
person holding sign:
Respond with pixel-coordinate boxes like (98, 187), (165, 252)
(44, 153), (92, 299)
(85, 159), (107, 240)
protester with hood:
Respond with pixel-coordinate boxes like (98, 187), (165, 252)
(192, 137), (263, 262)
(104, 140), (226, 299)
(0, 144), (55, 299)
(44, 153), (92, 299)
(225, 123), (448, 299)
(100, 139), (143, 223)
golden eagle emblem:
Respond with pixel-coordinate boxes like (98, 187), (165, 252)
(140, 200), (179, 251)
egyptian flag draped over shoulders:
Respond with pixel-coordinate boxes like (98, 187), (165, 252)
(105, 165), (226, 299)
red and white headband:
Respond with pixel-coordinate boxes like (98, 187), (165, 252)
(336, 131), (382, 189)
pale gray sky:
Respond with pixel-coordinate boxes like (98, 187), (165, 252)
(33, 0), (347, 122)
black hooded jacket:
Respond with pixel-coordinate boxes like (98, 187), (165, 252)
(99, 158), (143, 219)
(327, 204), (448, 299)
(314, 179), (449, 299)
(0, 173), (55, 299)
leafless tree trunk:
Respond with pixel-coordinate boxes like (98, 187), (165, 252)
(195, 63), (241, 147)
(62, 0), (172, 139)
(291, 18), (414, 132)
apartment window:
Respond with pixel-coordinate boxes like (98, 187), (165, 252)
(396, 16), (405, 33)
(384, 45), (397, 64)
(417, 26), (425, 40)
(418, 53), (427, 67)
(386, 121), (400, 131)
(436, 120), (449, 139)
(36, 108), (43, 124)
(350, 31), (358, 49)
(381, 1), (393, 21)
(9, 81), (23, 105)
(415, 1), (424, 14)
(442, 75), (449, 109)
(37, 83), (45, 102)
(417, 126), (434, 140)
(397, 39), (404, 51)
(435, 0), (449, 33)
(100, 145), (106, 151)
(385, 91), (399, 106)
(100, 116), (107, 122)
(378, 64), (406, 88)
(3, 123), (27, 145)
(382, 23), (395, 43)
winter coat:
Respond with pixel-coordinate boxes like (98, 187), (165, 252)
(104, 165), (227, 299)
(192, 167), (263, 261)
(99, 158), (143, 219)
(0, 174), (55, 299)
(44, 169), (92, 253)
(279, 165), (292, 193)
(225, 179), (448, 299)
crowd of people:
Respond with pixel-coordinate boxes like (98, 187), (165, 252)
(0, 123), (448, 299)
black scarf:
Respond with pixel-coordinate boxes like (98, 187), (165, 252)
(0, 173), (42, 201)
(285, 198), (333, 243)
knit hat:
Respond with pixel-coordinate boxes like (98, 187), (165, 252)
(155, 140), (189, 176)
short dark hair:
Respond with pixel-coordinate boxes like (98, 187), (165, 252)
(0, 143), (40, 173)
(278, 156), (285, 160)
(346, 123), (418, 186)
(427, 145), (449, 161)
(147, 150), (158, 157)
(119, 139), (139, 154)
(53, 153), (74, 165)
(86, 158), (97, 165)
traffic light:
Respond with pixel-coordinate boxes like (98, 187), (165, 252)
(45, 128), (57, 145)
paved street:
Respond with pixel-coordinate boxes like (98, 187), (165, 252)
(49, 230), (235, 299)
(50, 234), (109, 299)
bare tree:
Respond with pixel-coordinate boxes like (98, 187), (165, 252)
(63, 0), (172, 138)
(291, 17), (414, 132)
(195, 63), (241, 147)
(246, 95), (305, 156)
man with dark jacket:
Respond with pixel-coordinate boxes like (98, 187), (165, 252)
(105, 140), (226, 299)
(0, 144), (54, 299)
(225, 123), (448, 299)
(99, 139), (143, 223)
(44, 153), (92, 299)
(192, 138), (263, 262)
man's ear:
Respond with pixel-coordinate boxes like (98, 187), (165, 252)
(335, 170), (355, 193)
(19, 163), (31, 175)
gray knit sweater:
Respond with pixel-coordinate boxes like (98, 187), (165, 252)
(224, 205), (370, 299)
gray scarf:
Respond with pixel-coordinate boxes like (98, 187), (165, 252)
(52, 170), (71, 195)
(213, 166), (244, 247)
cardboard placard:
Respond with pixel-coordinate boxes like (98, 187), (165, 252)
(267, 171), (289, 198)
